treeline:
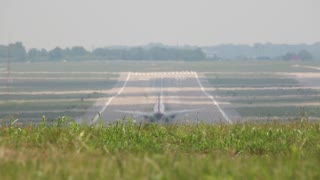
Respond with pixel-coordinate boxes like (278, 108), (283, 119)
(203, 43), (320, 60)
(1, 42), (319, 62)
(0, 42), (206, 62)
(0, 42), (27, 62)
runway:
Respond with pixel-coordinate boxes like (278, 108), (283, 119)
(80, 72), (239, 124)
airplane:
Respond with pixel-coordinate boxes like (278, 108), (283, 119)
(115, 77), (200, 122)
(114, 96), (200, 122)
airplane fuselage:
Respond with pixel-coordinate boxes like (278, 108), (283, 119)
(151, 76), (166, 120)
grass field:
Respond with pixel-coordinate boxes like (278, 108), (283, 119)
(0, 120), (319, 179)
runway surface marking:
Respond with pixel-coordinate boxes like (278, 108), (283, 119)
(194, 72), (232, 124)
(292, 64), (320, 71)
(131, 72), (195, 76)
(91, 72), (131, 123)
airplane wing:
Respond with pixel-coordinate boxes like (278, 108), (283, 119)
(114, 110), (153, 118)
(165, 109), (202, 117)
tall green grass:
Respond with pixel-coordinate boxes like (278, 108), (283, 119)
(0, 118), (319, 179)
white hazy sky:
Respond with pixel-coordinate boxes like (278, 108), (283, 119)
(1, 0), (319, 49)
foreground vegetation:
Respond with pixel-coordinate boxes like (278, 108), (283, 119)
(0, 118), (319, 179)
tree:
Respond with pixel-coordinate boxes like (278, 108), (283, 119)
(283, 52), (296, 61)
(70, 46), (88, 57)
(92, 48), (107, 57)
(8, 42), (27, 61)
(49, 47), (64, 60)
(28, 48), (49, 61)
(28, 48), (41, 60)
(40, 48), (48, 57)
(298, 50), (313, 60)
(0, 45), (8, 60)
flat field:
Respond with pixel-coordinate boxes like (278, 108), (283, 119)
(1, 60), (320, 123)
